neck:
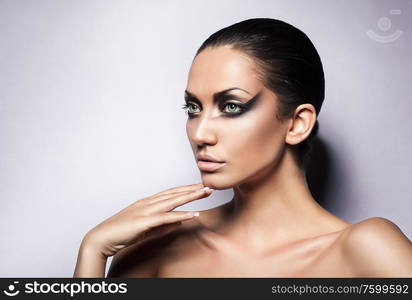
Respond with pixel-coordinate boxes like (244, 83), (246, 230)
(214, 147), (349, 249)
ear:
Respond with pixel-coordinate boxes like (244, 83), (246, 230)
(285, 104), (317, 146)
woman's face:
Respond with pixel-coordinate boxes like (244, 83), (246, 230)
(184, 45), (289, 190)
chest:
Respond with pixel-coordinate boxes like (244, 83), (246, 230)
(155, 235), (356, 277)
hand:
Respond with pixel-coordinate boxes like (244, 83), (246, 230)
(83, 183), (213, 258)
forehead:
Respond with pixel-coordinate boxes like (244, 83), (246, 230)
(186, 45), (262, 96)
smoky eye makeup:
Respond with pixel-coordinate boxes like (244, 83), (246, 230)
(181, 91), (261, 118)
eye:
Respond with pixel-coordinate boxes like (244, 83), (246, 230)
(181, 103), (200, 114)
(223, 103), (243, 114)
(181, 102), (246, 117)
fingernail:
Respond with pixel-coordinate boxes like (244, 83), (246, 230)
(195, 186), (214, 193)
(203, 187), (214, 193)
(186, 211), (200, 217)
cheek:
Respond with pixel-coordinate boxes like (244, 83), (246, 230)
(186, 122), (196, 149)
(225, 114), (284, 165)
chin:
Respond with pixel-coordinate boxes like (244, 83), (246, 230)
(200, 172), (241, 190)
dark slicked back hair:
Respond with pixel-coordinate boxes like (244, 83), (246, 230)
(194, 18), (325, 169)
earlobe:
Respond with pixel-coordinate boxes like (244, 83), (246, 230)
(285, 126), (304, 146)
(285, 104), (317, 146)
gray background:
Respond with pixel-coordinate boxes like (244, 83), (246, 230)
(0, 0), (411, 277)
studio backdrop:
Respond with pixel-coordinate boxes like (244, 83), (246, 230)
(0, 0), (411, 277)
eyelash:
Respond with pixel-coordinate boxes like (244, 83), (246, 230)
(181, 102), (247, 118)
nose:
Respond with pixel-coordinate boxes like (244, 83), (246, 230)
(187, 111), (218, 147)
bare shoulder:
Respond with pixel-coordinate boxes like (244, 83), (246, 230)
(342, 217), (412, 247)
(340, 217), (412, 277)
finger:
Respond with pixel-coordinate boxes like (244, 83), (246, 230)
(145, 211), (200, 229)
(134, 184), (203, 207)
(131, 189), (203, 214)
(148, 189), (195, 205)
(152, 183), (204, 197)
(152, 187), (213, 212)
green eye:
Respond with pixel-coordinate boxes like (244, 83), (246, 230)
(187, 103), (200, 113)
(181, 102), (246, 118)
(224, 103), (242, 113)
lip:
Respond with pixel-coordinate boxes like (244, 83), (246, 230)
(196, 153), (224, 163)
(197, 160), (226, 172)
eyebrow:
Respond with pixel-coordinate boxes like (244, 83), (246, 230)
(184, 87), (252, 105)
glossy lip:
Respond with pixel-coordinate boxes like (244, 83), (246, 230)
(196, 153), (225, 163)
(197, 160), (226, 172)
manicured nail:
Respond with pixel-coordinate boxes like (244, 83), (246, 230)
(195, 186), (214, 193)
(186, 211), (200, 217)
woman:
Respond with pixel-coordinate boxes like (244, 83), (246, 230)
(73, 18), (412, 277)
